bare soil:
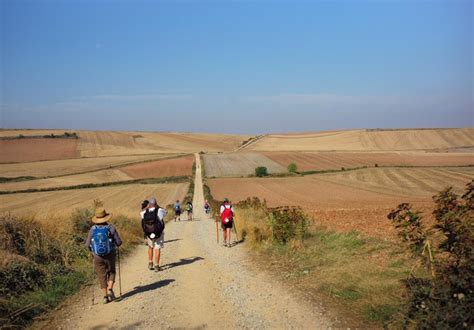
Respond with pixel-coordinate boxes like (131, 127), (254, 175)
(119, 155), (194, 179)
(0, 139), (78, 163)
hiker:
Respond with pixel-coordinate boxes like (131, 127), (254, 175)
(140, 197), (167, 271)
(186, 201), (193, 221)
(174, 199), (181, 222)
(220, 198), (234, 247)
(204, 200), (211, 215)
(86, 207), (122, 304)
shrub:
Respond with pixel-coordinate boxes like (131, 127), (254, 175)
(287, 163), (298, 173)
(255, 166), (268, 177)
(387, 180), (474, 328)
(268, 206), (309, 244)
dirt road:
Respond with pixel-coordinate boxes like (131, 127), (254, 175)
(35, 154), (332, 329)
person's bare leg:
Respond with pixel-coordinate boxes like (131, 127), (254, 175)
(148, 246), (153, 263)
(227, 228), (232, 245)
(155, 248), (161, 266)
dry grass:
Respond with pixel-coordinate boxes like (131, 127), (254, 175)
(264, 151), (474, 171)
(202, 152), (286, 177)
(247, 128), (474, 151)
(0, 183), (189, 225)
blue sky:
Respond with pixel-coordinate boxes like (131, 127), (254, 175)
(1, 0), (472, 134)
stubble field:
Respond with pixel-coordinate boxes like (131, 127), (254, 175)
(0, 183), (189, 224)
(207, 167), (473, 237)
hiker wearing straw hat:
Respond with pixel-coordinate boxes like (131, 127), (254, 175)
(85, 207), (122, 304)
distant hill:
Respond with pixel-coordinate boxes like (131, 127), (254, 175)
(244, 128), (474, 152)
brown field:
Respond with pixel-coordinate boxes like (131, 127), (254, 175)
(0, 183), (189, 224)
(202, 152), (286, 177)
(246, 128), (474, 151)
(0, 139), (78, 163)
(120, 155), (194, 179)
(77, 131), (249, 157)
(0, 154), (170, 178)
(207, 167), (473, 238)
(0, 130), (249, 160)
(264, 151), (474, 171)
(0, 156), (193, 192)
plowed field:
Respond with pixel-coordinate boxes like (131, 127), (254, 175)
(0, 183), (189, 223)
(246, 128), (474, 151)
(207, 167), (473, 238)
(120, 155), (194, 179)
(0, 154), (168, 178)
(0, 139), (78, 163)
(202, 153), (286, 177)
(264, 151), (474, 171)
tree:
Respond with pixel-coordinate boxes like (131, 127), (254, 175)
(255, 166), (268, 177)
(287, 163), (298, 173)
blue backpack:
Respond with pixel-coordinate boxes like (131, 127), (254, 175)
(90, 225), (114, 256)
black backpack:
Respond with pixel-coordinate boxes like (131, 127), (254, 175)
(143, 208), (165, 238)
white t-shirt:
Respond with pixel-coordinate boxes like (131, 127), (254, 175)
(140, 207), (167, 222)
(220, 205), (234, 222)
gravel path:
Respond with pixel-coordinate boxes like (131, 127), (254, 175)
(34, 154), (332, 329)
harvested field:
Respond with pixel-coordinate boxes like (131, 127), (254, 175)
(120, 155), (194, 179)
(202, 153), (286, 177)
(0, 183), (189, 223)
(0, 168), (134, 192)
(0, 156), (193, 192)
(0, 139), (78, 163)
(0, 154), (169, 178)
(246, 128), (474, 151)
(264, 151), (474, 171)
(78, 131), (249, 157)
(207, 167), (473, 238)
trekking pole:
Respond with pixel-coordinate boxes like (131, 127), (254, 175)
(91, 255), (95, 305)
(117, 247), (122, 299)
(233, 218), (239, 242)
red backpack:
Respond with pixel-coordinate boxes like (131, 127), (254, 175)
(221, 205), (233, 225)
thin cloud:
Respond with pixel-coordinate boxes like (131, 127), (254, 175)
(79, 94), (193, 101)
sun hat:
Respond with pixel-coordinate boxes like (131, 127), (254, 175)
(148, 197), (157, 205)
(224, 198), (229, 203)
(92, 207), (112, 224)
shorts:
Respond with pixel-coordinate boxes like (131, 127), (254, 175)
(146, 232), (164, 249)
(175, 210), (181, 216)
(221, 221), (233, 229)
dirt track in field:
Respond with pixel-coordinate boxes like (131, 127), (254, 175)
(34, 154), (334, 329)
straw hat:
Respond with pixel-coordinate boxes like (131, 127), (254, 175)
(92, 207), (112, 224)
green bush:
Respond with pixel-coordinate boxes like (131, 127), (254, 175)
(387, 180), (473, 328)
(287, 163), (298, 173)
(255, 166), (268, 177)
(268, 206), (309, 244)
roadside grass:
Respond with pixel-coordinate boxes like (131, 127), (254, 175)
(0, 206), (143, 327)
(230, 198), (416, 326)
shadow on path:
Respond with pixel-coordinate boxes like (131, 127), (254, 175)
(120, 279), (175, 300)
(164, 238), (181, 244)
(162, 256), (204, 270)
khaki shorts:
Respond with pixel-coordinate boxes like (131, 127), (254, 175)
(147, 232), (164, 249)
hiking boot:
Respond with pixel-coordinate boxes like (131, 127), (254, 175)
(103, 296), (109, 304)
(154, 265), (161, 272)
(148, 262), (154, 270)
(107, 289), (116, 301)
